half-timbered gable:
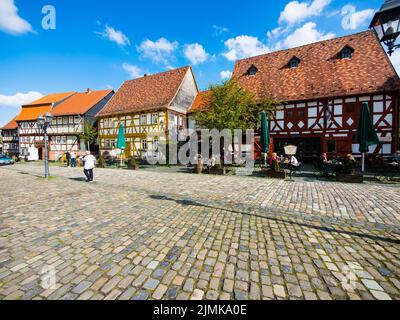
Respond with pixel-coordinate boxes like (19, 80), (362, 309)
(1, 117), (19, 156)
(47, 89), (114, 160)
(233, 30), (400, 157)
(97, 66), (198, 158)
(15, 92), (76, 160)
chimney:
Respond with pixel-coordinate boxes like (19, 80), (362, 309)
(86, 88), (92, 94)
(143, 74), (147, 77)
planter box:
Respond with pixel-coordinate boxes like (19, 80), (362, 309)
(263, 169), (286, 179)
(194, 164), (204, 174)
(336, 173), (363, 183)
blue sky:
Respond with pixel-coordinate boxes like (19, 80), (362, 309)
(0, 0), (390, 127)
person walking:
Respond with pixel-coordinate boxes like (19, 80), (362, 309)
(70, 151), (77, 167)
(65, 152), (71, 167)
(82, 151), (96, 182)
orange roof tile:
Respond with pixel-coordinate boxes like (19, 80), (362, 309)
(51, 90), (113, 116)
(2, 116), (18, 130)
(15, 105), (52, 122)
(23, 92), (76, 106)
(188, 91), (210, 113)
(98, 67), (191, 116)
(233, 31), (400, 102)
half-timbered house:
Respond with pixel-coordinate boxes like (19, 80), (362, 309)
(48, 89), (114, 160)
(1, 117), (19, 156)
(97, 66), (198, 159)
(15, 92), (76, 161)
(233, 30), (400, 158)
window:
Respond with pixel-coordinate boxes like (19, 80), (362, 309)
(247, 65), (258, 76)
(63, 117), (68, 125)
(327, 141), (336, 153)
(104, 119), (109, 128)
(74, 116), (80, 124)
(286, 110), (294, 119)
(69, 116), (74, 124)
(179, 116), (184, 127)
(141, 139), (147, 150)
(61, 136), (67, 144)
(105, 139), (110, 148)
(152, 113), (158, 125)
(340, 46), (354, 59)
(56, 136), (61, 144)
(154, 138), (159, 151)
(288, 57), (300, 68)
(297, 109), (305, 118)
(141, 114), (147, 126)
(290, 60), (299, 68)
(110, 140), (116, 148)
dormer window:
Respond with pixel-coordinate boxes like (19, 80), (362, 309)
(247, 65), (258, 76)
(288, 57), (300, 68)
(339, 45), (354, 59)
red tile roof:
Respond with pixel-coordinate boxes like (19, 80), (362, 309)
(15, 105), (53, 122)
(98, 66), (191, 116)
(188, 91), (210, 113)
(2, 116), (18, 130)
(23, 92), (76, 107)
(51, 89), (113, 116)
(233, 31), (400, 102)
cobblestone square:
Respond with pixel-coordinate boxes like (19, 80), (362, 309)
(0, 164), (399, 300)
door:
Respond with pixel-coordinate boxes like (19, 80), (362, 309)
(38, 148), (43, 160)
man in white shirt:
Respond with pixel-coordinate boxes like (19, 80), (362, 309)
(82, 151), (96, 182)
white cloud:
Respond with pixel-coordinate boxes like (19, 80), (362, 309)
(220, 70), (233, 80)
(213, 25), (229, 36)
(276, 22), (335, 49)
(279, 0), (331, 25)
(137, 38), (178, 64)
(184, 43), (209, 65)
(223, 35), (270, 61)
(389, 50), (400, 76)
(0, 91), (43, 108)
(98, 25), (130, 47)
(341, 5), (375, 30)
(0, 0), (33, 35)
(122, 63), (143, 79)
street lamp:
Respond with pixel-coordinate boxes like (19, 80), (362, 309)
(370, 0), (400, 55)
(37, 112), (53, 178)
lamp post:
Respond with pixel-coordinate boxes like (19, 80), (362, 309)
(37, 112), (53, 178)
(370, 0), (400, 55)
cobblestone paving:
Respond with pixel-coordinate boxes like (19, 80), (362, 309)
(0, 163), (399, 300)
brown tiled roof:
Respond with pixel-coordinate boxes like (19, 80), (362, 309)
(2, 116), (18, 130)
(188, 91), (210, 114)
(98, 66), (191, 116)
(233, 31), (400, 102)
(51, 90), (113, 116)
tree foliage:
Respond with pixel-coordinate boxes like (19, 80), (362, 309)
(194, 80), (280, 133)
(80, 123), (98, 152)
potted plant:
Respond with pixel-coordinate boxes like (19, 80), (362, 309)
(194, 155), (204, 174)
(127, 157), (139, 170)
(98, 154), (106, 168)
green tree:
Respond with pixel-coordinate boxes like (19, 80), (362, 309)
(80, 123), (98, 152)
(194, 80), (280, 133)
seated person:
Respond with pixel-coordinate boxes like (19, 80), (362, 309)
(320, 153), (332, 176)
(342, 154), (356, 174)
(393, 151), (400, 163)
(290, 155), (300, 167)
